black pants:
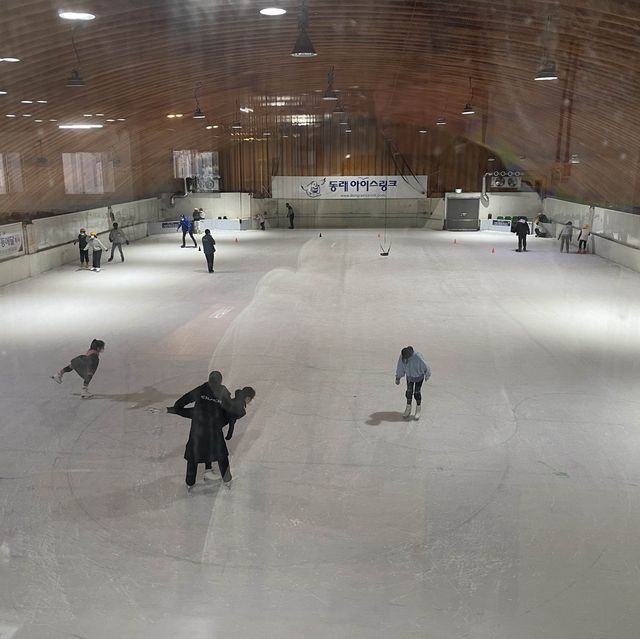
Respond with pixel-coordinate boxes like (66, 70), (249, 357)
(579, 240), (587, 251)
(518, 235), (527, 251)
(182, 230), (197, 247)
(92, 250), (102, 269)
(185, 458), (231, 486)
(205, 253), (214, 272)
(62, 364), (92, 386)
(288, 217), (294, 229)
(405, 379), (424, 405)
(110, 243), (124, 261)
(79, 248), (89, 264)
(260, 222), (265, 231)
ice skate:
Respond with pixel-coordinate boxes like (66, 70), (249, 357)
(51, 372), (63, 384)
(414, 405), (421, 420)
(81, 386), (93, 399)
(203, 469), (216, 481)
(402, 404), (412, 418)
(186, 485), (193, 494)
(95, 268), (101, 272)
(108, 257), (113, 262)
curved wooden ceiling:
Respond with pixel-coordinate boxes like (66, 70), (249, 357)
(1, 0), (640, 211)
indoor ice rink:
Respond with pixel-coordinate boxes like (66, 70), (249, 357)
(2, 228), (640, 638)
(2, 1), (640, 638)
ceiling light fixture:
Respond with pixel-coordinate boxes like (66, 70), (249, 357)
(34, 119), (43, 122)
(58, 123), (103, 129)
(322, 66), (339, 100)
(535, 16), (559, 81)
(36, 99), (48, 103)
(5, 114), (16, 117)
(462, 77), (475, 115)
(419, 128), (428, 134)
(0, 91), (8, 95)
(58, 10), (96, 21)
(21, 100), (33, 104)
(231, 121), (242, 129)
(239, 106), (253, 113)
(65, 26), (86, 86)
(436, 117), (446, 125)
(333, 101), (345, 114)
(260, 7), (286, 16)
(193, 82), (206, 119)
(106, 118), (115, 122)
(22, 114), (32, 117)
(291, 0), (317, 57)
(0, 58), (20, 63)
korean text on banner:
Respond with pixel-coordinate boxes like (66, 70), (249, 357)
(0, 223), (25, 261)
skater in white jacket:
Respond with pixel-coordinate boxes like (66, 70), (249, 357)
(395, 346), (431, 419)
(86, 232), (108, 271)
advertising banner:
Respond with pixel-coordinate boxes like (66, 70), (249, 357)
(0, 222), (25, 261)
(273, 175), (427, 200)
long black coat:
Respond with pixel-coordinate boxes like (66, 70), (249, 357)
(172, 382), (246, 463)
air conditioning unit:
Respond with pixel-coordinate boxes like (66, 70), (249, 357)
(491, 171), (522, 189)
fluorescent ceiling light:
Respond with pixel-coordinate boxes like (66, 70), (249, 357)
(345, 154), (351, 159)
(95, 112), (104, 116)
(436, 117), (446, 125)
(167, 114), (175, 118)
(116, 118), (126, 121)
(240, 106), (253, 113)
(48, 118), (57, 122)
(21, 100), (33, 104)
(535, 61), (558, 81)
(22, 114), (32, 117)
(260, 7), (286, 16)
(34, 119), (43, 122)
(106, 118), (115, 122)
(0, 58), (20, 63)
(345, 128), (352, 133)
(83, 113), (92, 117)
(0, 91), (8, 95)
(461, 103), (475, 115)
(419, 128), (428, 134)
(231, 121), (243, 129)
(193, 107), (206, 119)
(5, 114), (16, 117)
(58, 10), (96, 20)
(58, 123), (103, 129)
(37, 100), (48, 103)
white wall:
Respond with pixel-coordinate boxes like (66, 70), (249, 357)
(162, 192), (251, 221)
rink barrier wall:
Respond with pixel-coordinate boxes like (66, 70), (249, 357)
(544, 197), (640, 272)
(0, 197), (159, 287)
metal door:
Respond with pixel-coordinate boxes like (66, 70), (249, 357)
(445, 198), (480, 231)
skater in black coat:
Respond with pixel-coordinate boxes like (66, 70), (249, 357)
(514, 218), (530, 252)
(202, 229), (216, 272)
(168, 371), (255, 488)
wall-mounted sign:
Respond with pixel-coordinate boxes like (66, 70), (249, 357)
(273, 175), (427, 199)
(0, 223), (24, 261)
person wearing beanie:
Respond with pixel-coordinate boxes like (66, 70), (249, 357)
(73, 228), (89, 267)
(395, 346), (432, 419)
(107, 222), (129, 262)
(177, 214), (198, 249)
(51, 339), (105, 398)
(86, 232), (108, 271)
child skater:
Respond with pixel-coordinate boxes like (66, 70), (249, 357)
(52, 339), (106, 398)
(395, 346), (432, 419)
(577, 224), (591, 254)
(168, 371), (255, 490)
(86, 232), (108, 271)
(73, 228), (89, 267)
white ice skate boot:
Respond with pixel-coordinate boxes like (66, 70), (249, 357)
(51, 372), (63, 384)
(402, 404), (412, 418)
(203, 469), (216, 481)
(414, 405), (421, 420)
(81, 386), (93, 399)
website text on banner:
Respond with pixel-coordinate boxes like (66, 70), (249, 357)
(273, 176), (428, 200)
(0, 223), (25, 261)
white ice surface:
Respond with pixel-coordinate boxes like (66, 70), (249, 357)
(1, 229), (640, 639)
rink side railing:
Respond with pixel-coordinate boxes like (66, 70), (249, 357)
(0, 197), (160, 287)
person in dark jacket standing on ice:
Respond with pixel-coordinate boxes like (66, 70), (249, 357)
(73, 228), (89, 267)
(51, 339), (106, 398)
(285, 203), (295, 229)
(514, 218), (530, 252)
(168, 371), (255, 490)
(201, 228), (216, 272)
(108, 222), (129, 262)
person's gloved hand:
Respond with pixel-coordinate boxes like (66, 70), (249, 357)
(395, 377), (400, 385)
(126, 241), (130, 245)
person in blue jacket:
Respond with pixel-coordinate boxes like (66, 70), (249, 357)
(177, 214), (198, 248)
(395, 346), (432, 419)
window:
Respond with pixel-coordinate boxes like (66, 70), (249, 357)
(0, 152), (24, 193)
(62, 152), (115, 194)
(172, 150), (220, 191)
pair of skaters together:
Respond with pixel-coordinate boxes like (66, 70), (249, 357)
(558, 221), (591, 253)
(51, 341), (255, 487)
(395, 346), (432, 419)
(73, 223), (129, 270)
